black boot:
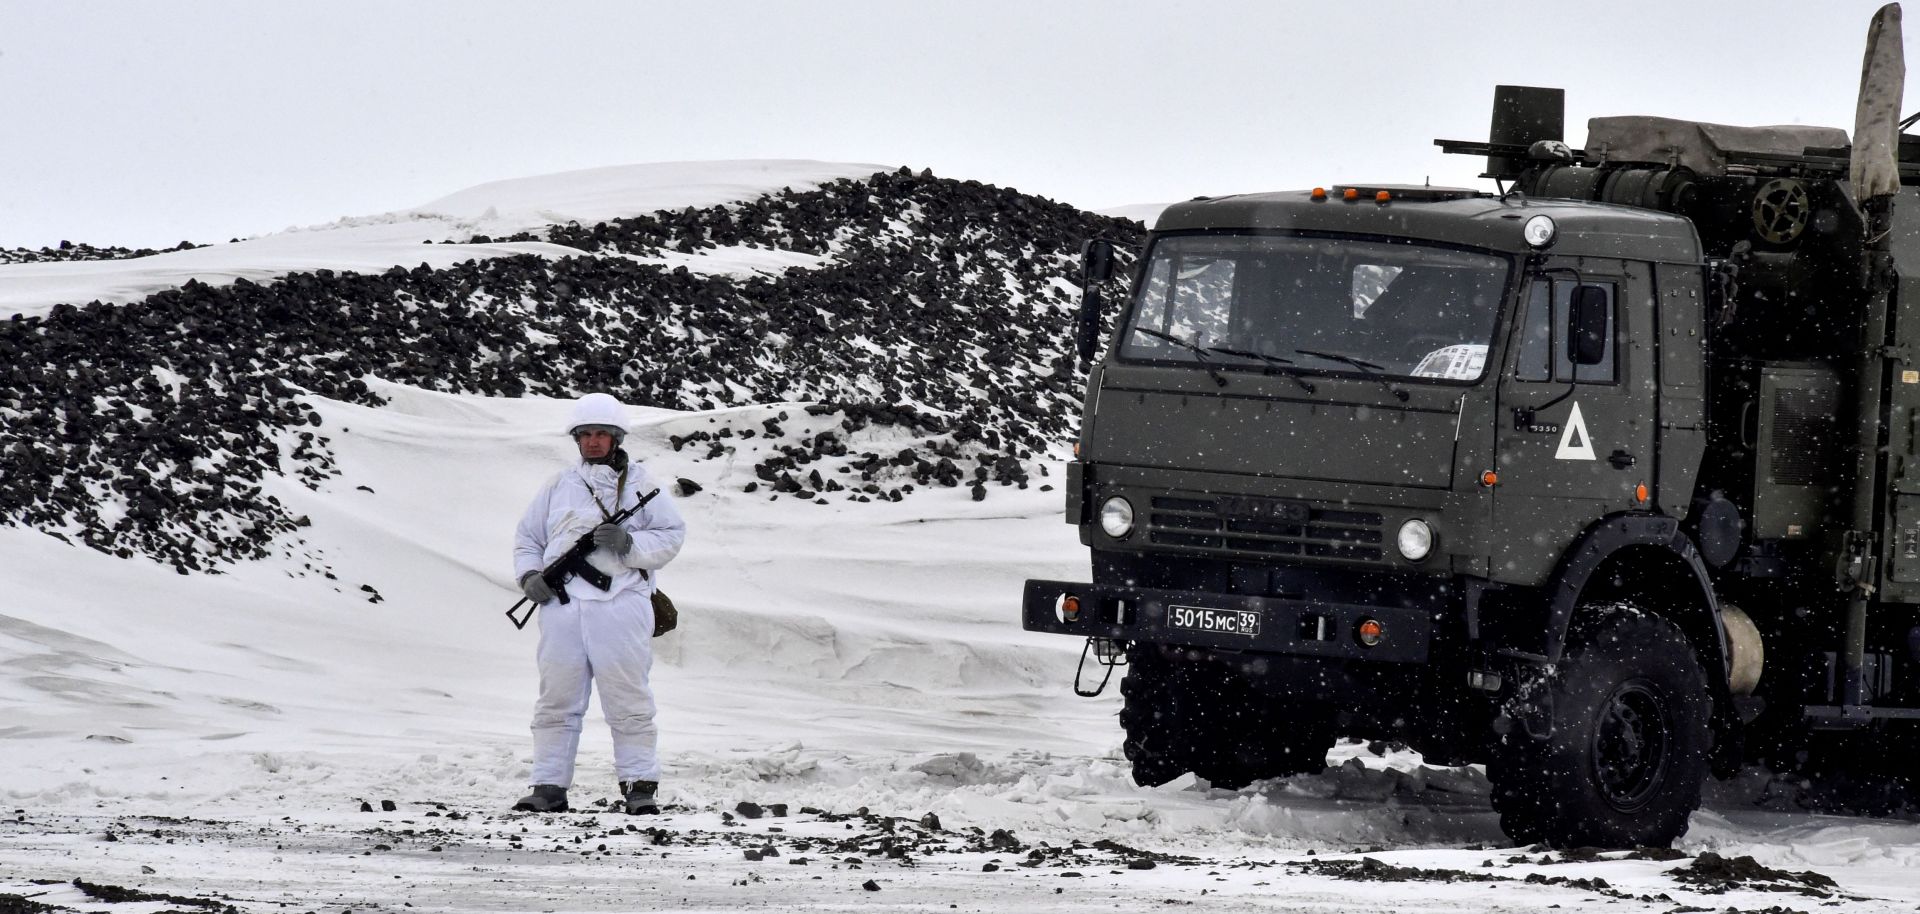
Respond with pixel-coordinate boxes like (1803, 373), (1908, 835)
(514, 784), (569, 812)
(620, 779), (659, 815)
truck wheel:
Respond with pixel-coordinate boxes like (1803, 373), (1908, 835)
(1490, 610), (1712, 848)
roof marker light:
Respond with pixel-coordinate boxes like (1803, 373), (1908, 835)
(1311, 187), (1328, 201)
(1375, 190), (1392, 203)
(1343, 187), (1360, 202)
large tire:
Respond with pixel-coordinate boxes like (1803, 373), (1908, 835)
(1489, 609), (1712, 849)
(1119, 646), (1336, 789)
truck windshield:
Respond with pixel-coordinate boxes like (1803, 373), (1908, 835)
(1120, 234), (1511, 382)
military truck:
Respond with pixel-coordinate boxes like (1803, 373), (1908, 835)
(1022, 4), (1920, 848)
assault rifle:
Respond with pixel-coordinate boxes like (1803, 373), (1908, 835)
(506, 487), (660, 630)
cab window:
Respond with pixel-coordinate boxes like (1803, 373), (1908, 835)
(1514, 279), (1617, 384)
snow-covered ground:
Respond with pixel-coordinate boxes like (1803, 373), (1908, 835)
(4, 163), (1920, 913)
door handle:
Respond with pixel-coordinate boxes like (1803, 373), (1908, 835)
(1608, 449), (1636, 470)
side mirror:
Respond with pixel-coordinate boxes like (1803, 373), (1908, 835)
(1075, 239), (1119, 365)
(1567, 284), (1609, 366)
(1080, 239), (1115, 285)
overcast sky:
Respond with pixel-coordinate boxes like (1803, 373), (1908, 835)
(2, 0), (1913, 248)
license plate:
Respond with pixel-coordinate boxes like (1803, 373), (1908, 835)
(1168, 605), (1262, 636)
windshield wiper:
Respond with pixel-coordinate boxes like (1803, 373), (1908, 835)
(1205, 346), (1315, 394)
(1132, 327), (1228, 387)
(1293, 348), (1409, 402)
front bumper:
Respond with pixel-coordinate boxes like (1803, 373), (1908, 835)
(1021, 578), (1432, 664)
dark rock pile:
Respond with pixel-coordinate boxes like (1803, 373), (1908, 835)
(0, 167), (1142, 571)
(1668, 852), (1839, 897)
(1, 239), (202, 265)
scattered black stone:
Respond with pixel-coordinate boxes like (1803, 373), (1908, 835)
(1, 239), (202, 265)
(1091, 839), (1198, 868)
(358, 801), (373, 813)
(70, 879), (237, 913)
(675, 477), (702, 497)
(1293, 857), (1494, 884)
(734, 802), (764, 820)
(380, 800), (397, 812)
(1668, 852), (1839, 897)
(1, 168), (1141, 574)
(1522, 871), (1611, 891)
(861, 879), (880, 891)
(0, 895), (63, 914)
(1625, 846), (1689, 861)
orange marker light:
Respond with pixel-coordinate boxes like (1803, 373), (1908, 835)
(1343, 187), (1360, 201)
(1375, 190), (1391, 202)
(1357, 618), (1386, 647)
(1635, 482), (1649, 504)
(1061, 594), (1082, 622)
(1311, 187), (1328, 200)
(1480, 470), (1499, 487)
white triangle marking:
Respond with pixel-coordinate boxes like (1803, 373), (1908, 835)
(1556, 401), (1596, 461)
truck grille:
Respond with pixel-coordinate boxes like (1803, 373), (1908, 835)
(1146, 495), (1386, 562)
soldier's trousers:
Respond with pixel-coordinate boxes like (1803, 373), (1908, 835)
(529, 588), (659, 786)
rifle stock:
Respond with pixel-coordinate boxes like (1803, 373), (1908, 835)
(506, 487), (661, 630)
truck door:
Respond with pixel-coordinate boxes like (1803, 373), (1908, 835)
(1491, 258), (1660, 584)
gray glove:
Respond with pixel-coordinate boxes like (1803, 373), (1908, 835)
(519, 571), (556, 604)
(593, 523), (634, 555)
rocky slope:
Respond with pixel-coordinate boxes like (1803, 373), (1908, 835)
(0, 168), (1142, 572)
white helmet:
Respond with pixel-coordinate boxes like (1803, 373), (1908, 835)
(567, 392), (628, 439)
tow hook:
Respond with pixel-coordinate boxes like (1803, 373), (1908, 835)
(1074, 637), (1129, 697)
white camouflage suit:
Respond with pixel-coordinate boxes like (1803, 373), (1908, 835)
(513, 457), (686, 787)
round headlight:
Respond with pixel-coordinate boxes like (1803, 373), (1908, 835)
(1396, 519), (1434, 561)
(1099, 496), (1135, 538)
(1523, 214), (1557, 248)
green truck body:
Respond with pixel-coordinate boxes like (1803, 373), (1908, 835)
(1023, 5), (1920, 848)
